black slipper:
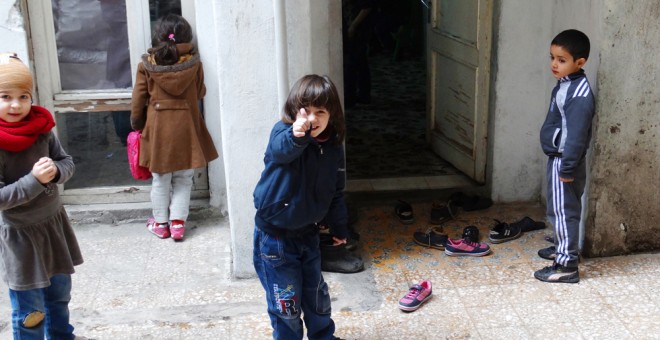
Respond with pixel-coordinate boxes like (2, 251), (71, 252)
(510, 216), (546, 232)
(488, 219), (521, 243)
(395, 200), (414, 224)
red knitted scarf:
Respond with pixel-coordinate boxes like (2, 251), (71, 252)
(0, 105), (55, 152)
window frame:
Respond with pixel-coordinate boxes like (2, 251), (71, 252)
(26, 0), (208, 204)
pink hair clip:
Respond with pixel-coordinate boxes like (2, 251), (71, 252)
(168, 33), (175, 42)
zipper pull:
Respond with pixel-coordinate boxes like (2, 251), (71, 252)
(318, 145), (323, 155)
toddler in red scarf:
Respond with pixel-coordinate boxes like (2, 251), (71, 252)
(0, 53), (84, 339)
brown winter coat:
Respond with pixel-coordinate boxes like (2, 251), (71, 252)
(130, 46), (218, 173)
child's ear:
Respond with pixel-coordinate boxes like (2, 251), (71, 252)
(576, 57), (587, 68)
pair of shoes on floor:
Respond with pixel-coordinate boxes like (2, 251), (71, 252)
(320, 234), (364, 273)
(488, 217), (546, 244)
(445, 237), (491, 257)
(147, 218), (186, 241)
(395, 200), (414, 224)
(446, 226), (490, 256)
(413, 227), (448, 250)
(398, 280), (432, 312)
(534, 262), (579, 283)
(430, 200), (457, 225)
(449, 192), (493, 211)
(416, 225), (490, 256)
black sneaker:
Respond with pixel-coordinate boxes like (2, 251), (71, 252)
(395, 200), (414, 224)
(413, 227), (448, 250)
(538, 246), (556, 260)
(534, 262), (579, 283)
(430, 200), (456, 225)
(488, 219), (521, 244)
(461, 225), (480, 243)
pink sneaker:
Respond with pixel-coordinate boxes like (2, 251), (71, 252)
(444, 238), (491, 256)
(398, 280), (432, 312)
(170, 223), (185, 241)
(146, 218), (170, 239)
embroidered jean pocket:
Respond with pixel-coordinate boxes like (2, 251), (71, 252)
(258, 232), (286, 268)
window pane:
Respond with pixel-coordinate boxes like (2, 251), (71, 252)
(149, 0), (182, 23)
(60, 111), (140, 189)
(52, 0), (131, 90)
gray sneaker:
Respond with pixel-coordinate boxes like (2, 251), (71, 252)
(538, 246), (556, 260)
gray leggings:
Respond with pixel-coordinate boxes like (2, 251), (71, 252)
(151, 169), (194, 223)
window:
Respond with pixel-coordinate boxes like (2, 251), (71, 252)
(28, 0), (207, 204)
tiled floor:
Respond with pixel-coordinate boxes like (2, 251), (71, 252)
(0, 201), (658, 339)
(345, 51), (461, 181)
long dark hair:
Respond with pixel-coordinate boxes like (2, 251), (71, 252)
(282, 75), (346, 144)
(148, 14), (193, 65)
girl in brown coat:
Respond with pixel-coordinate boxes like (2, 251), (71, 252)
(131, 14), (218, 241)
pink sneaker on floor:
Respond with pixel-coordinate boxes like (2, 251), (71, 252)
(170, 223), (185, 241)
(146, 218), (170, 239)
(444, 237), (491, 256)
(398, 280), (432, 312)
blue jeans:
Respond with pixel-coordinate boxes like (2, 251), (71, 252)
(8, 274), (75, 340)
(253, 227), (335, 340)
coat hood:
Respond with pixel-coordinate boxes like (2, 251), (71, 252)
(140, 50), (200, 97)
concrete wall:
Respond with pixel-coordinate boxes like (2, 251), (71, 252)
(584, 0), (660, 256)
(220, 1), (343, 277)
(194, 3), (227, 212)
(1, 1), (29, 68)
(209, 2), (280, 278)
(489, 0), (600, 203)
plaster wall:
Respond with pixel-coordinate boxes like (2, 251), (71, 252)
(210, 2), (281, 278)
(489, 0), (600, 202)
(284, 1), (344, 94)
(194, 3), (227, 212)
(1, 1), (29, 69)
(584, 0), (660, 256)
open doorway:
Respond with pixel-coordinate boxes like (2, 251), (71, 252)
(343, 0), (468, 190)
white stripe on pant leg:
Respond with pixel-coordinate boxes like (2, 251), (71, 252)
(555, 158), (568, 266)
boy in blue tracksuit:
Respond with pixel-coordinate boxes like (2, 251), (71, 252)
(253, 75), (348, 339)
(534, 29), (595, 283)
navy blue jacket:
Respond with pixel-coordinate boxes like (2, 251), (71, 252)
(253, 121), (348, 239)
(540, 70), (595, 179)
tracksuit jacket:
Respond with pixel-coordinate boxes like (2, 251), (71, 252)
(253, 121), (348, 239)
(540, 69), (595, 179)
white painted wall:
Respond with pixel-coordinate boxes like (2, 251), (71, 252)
(489, 0), (600, 203)
(194, 2), (227, 211)
(208, 2), (281, 278)
(1, 1), (29, 69)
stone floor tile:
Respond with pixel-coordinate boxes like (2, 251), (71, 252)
(498, 281), (556, 304)
(526, 322), (583, 339)
(476, 326), (532, 340)
(466, 303), (522, 330)
(578, 318), (634, 339)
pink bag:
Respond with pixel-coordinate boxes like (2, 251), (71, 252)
(127, 130), (152, 180)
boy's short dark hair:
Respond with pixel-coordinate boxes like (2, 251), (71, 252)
(551, 29), (590, 61)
